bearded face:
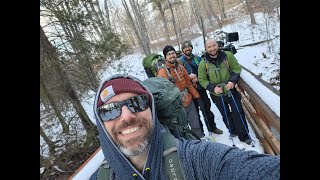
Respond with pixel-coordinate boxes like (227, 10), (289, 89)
(165, 50), (177, 64)
(205, 40), (219, 57)
(182, 46), (192, 56)
(103, 93), (154, 157)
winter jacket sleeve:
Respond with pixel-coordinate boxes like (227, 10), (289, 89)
(178, 139), (280, 180)
(226, 51), (241, 84)
(181, 65), (200, 99)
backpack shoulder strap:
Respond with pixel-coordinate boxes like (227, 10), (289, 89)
(222, 51), (231, 73)
(97, 159), (112, 180)
(177, 64), (184, 76)
(162, 126), (185, 180)
(160, 65), (176, 83)
(203, 56), (210, 76)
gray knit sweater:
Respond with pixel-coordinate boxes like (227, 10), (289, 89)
(177, 139), (279, 180)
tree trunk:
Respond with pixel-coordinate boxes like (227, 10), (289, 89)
(48, 3), (99, 91)
(276, 6), (280, 21)
(200, 0), (214, 28)
(207, 0), (222, 29)
(155, 1), (170, 41)
(40, 25), (97, 146)
(40, 77), (70, 134)
(122, 0), (149, 54)
(245, 0), (256, 24)
(219, 0), (227, 19)
(104, 0), (112, 28)
(189, 0), (202, 35)
(63, 1), (99, 90)
(40, 125), (56, 155)
(167, 0), (180, 50)
(129, 0), (151, 54)
(81, 1), (104, 39)
(114, 9), (136, 46)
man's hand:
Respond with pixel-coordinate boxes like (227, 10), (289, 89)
(225, 82), (235, 90)
(189, 73), (198, 86)
(214, 86), (223, 94)
(189, 73), (197, 81)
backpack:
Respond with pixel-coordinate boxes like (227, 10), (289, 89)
(142, 53), (165, 78)
(143, 77), (200, 140)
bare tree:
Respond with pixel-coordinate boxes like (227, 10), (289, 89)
(40, 76), (70, 134)
(40, 25), (97, 146)
(189, 0), (203, 36)
(130, 0), (151, 54)
(167, 0), (180, 49)
(40, 125), (57, 155)
(207, 0), (222, 29)
(216, 0), (227, 20)
(151, 0), (170, 41)
(104, 0), (112, 28)
(122, 0), (151, 54)
(245, 0), (257, 24)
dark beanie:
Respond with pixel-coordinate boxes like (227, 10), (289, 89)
(97, 78), (152, 108)
(181, 40), (193, 49)
(163, 45), (176, 58)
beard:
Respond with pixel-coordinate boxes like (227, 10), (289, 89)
(168, 58), (176, 64)
(119, 138), (150, 157)
(184, 50), (192, 56)
(208, 49), (218, 57)
(112, 116), (153, 157)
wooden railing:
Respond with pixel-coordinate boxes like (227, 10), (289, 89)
(237, 78), (280, 155)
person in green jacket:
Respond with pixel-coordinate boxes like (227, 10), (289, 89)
(198, 39), (252, 145)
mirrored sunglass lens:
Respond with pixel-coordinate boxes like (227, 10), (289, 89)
(99, 104), (122, 121)
(99, 95), (149, 122)
(127, 95), (148, 112)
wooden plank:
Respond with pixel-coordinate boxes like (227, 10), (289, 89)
(260, 138), (275, 155)
(255, 115), (280, 154)
(242, 100), (263, 139)
(68, 147), (102, 180)
(239, 90), (280, 155)
(240, 91), (275, 155)
(237, 79), (280, 133)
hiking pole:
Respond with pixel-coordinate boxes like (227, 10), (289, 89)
(228, 90), (255, 147)
(220, 94), (235, 147)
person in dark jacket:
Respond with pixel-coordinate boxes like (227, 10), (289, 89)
(198, 39), (252, 144)
(90, 74), (280, 179)
(178, 40), (223, 135)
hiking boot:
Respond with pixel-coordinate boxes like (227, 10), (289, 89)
(245, 138), (253, 145)
(212, 127), (223, 134)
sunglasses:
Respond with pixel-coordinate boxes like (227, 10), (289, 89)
(98, 94), (149, 122)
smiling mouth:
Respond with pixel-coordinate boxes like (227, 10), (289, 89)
(120, 126), (140, 135)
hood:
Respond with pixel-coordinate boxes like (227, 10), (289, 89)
(93, 74), (165, 180)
